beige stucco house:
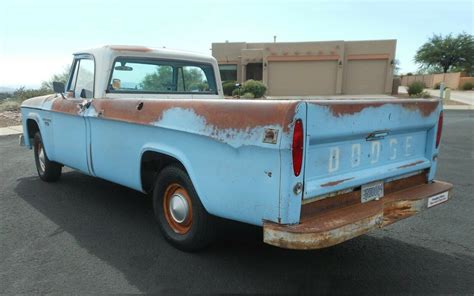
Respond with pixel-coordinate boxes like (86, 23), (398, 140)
(212, 40), (397, 96)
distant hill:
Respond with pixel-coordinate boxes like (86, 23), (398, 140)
(0, 87), (15, 93)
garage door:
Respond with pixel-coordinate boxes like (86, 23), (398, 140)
(267, 61), (338, 96)
(344, 60), (387, 94)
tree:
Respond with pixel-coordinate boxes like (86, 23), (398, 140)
(140, 66), (173, 91)
(414, 33), (474, 74)
(41, 66), (71, 91)
(140, 66), (209, 92)
(393, 59), (401, 75)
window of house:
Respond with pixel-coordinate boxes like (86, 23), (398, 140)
(219, 64), (237, 82)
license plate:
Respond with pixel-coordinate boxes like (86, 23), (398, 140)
(361, 181), (384, 203)
(427, 191), (449, 208)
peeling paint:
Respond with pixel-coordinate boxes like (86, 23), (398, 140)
(153, 107), (283, 148)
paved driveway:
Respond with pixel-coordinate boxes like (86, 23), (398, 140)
(398, 86), (474, 105)
(1, 111), (473, 294)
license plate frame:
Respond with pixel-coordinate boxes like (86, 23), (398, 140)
(361, 181), (384, 203)
(427, 191), (449, 208)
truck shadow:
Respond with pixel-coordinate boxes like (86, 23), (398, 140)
(14, 171), (474, 295)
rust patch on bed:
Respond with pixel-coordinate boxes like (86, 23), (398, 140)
(320, 177), (354, 187)
(311, 100), (439, 118)
(91, 99), (300, 132)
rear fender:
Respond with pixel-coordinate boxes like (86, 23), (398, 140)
(139, 144), (209, 211)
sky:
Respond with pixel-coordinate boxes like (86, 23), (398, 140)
(0, 0), (472, 89)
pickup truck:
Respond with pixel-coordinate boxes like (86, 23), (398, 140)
(20, 45), (453, 251)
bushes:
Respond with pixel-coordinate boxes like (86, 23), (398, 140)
(433, 82), (441, 89)
(0, 86), (52, 112)
(241, 80), (266, 98)
(421, 91), (431, 98)
(407, 81), (425, 96)
(462, 82), (473, 90)
(222, 81), (237, 96)
(242, 92), (255, 99)
(231, 88), (240, 97)
(0, 99), (21, 112)
(227, 80), (267, 99)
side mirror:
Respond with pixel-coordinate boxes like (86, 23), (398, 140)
(53, 82), (65, 93)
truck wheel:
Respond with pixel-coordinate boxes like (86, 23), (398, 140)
(33, 132), (62, 182)
(153, 165), (215, 251)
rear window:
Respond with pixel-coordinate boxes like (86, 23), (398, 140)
(108, 58), (217, 95)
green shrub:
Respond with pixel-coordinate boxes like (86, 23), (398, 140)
(407, 81), (424, 96)
(433, 82), (441, 89)
(241, 80), (266, 98)
(231, 88), (241, 97)
(421, 91), (431, 98)
(462, 82), (473, 90)
(0, 99), (21, 112)
(241, 92), (255, 99)
(222, 81), (237, 96)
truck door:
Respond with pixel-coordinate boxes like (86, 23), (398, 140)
(51, 56), (94, 174)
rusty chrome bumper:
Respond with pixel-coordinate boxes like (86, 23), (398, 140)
(263, 180), (453, 250)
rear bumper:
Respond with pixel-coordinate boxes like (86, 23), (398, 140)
(263, 180), (453, 250)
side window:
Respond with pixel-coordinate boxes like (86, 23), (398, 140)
(68, 58), (95, 98)
(182, 66), (210, 92)
(108, 58), (217, 95)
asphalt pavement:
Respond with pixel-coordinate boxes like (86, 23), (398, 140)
(1, 110), (473, 294)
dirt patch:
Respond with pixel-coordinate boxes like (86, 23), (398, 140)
(0, 111), (22, 128)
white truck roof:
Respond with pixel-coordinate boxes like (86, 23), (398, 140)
(71, 45), (222, 98)
(74, 45), (216, 64)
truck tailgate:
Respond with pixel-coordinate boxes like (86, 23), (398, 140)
(303, 99), (441, 201)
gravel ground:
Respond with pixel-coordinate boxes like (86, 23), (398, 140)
(0, 111), (22, 127)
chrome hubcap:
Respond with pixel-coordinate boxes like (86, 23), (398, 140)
(38, 144), (46, 172)
(169, 193), (189, 223)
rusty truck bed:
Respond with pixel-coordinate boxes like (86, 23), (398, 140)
(263, 180), (453, 250)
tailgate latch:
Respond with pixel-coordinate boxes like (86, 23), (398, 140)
(366, 130), (389, 141)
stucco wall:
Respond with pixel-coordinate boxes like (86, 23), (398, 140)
(459, 77), (474, 88)
(212, 40), (396, 96)
(401, 72), (468, 89)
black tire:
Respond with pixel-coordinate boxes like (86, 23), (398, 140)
(33, 132), (62, 182)
(153, 165), (215, 251)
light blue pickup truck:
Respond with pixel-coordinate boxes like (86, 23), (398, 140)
(20, 45), (452, 251)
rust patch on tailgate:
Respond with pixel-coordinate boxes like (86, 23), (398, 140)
(320, 177), (354, 187)
(397, 160), (425, 169)
(301, 172), (427, 221)
(401, 101), (439, 117)
(310, 100), (439, 118)
(91, 99), (300, 132)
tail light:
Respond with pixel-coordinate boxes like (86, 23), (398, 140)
(435, 111), (443, 148)
(292, 119), (303, 176)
